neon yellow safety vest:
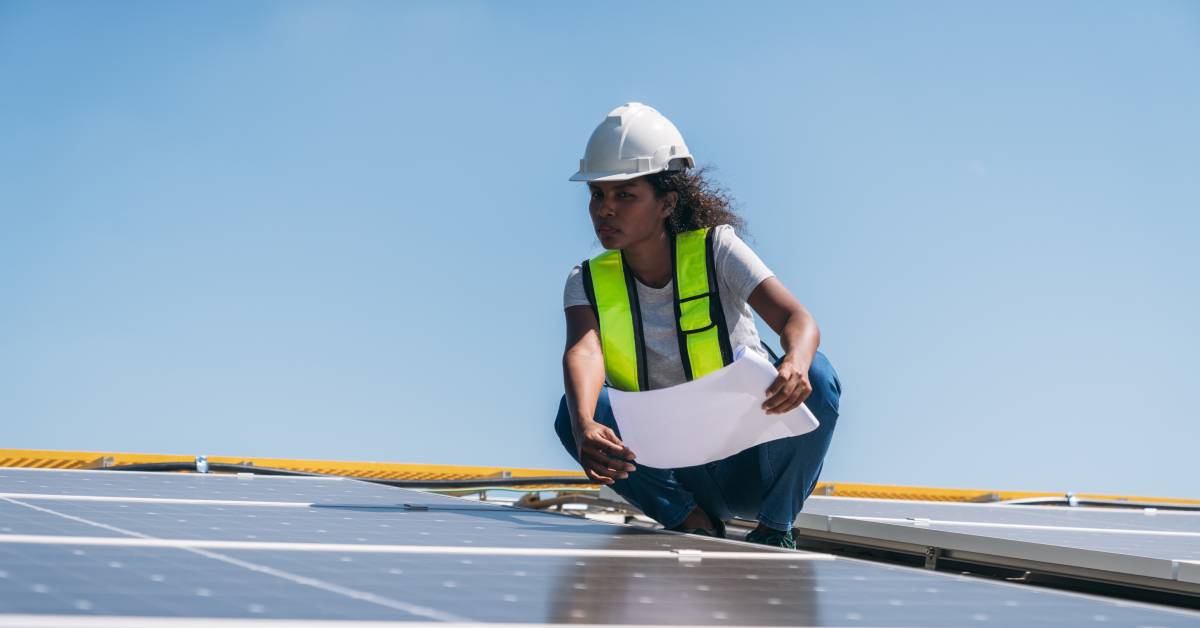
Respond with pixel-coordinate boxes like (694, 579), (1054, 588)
(582, 227), (734, 392)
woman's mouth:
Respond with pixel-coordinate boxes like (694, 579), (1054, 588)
(596, 225), (618, 236)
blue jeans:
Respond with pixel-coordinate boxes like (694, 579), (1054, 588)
(554, 351), (841, 531)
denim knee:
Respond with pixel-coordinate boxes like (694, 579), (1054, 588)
(806, 351), (842, 419)
(554, 395), (580, 463)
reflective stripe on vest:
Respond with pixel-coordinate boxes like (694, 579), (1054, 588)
(581, 248), (647, 392)
(582, 227), (733, 392)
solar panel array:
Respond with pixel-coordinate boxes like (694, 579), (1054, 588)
(1, 468), (1197, 626)
(798, 496), (1200, 594)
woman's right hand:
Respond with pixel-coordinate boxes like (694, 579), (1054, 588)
(574, 421), (637, 485)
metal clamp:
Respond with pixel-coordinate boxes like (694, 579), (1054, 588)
(924, 546), (942, 570)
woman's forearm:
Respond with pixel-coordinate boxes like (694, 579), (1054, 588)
(563, 348), (606, 432)
(778, 307), (820, 370)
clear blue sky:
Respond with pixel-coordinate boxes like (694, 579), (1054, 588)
(2, 1), (1197, 498)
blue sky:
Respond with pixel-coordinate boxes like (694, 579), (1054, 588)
(2, 1), (1197, 498)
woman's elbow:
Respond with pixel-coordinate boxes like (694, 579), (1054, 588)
(791, 306), (820, 345)
(563, 345), (603, 367)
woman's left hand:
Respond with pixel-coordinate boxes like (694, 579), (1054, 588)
(762, 358), (812, 415)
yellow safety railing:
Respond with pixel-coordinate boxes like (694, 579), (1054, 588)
(2, 448), (1197, 506)
(0, 448), (586, 489)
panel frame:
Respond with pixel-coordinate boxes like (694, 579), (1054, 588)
(794, 512), (1200, 597)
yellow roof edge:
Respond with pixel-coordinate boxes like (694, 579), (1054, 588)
(2, 449), (1196, 506)
(0, 448), (580, 481)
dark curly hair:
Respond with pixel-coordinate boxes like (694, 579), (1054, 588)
(644, 167), (745, 235)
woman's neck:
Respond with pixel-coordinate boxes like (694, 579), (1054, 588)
(623, 230), (673, 288)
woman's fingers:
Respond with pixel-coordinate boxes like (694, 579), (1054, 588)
(583, 447), (632, 476)
(596, 428), (637, 462)
(582, 448), (622, 468)
(779, 382), (811, 414)
(588, 433), (637, 470)
(583, 467), (614, 485)
(778, 394), (803, 414)
(766, 381), (815, 414)
(585, 467), (622, 484)
(764, 372), (788, 399)
(764, 367), (816, 414)
(763, 370), (794, 412)
(794, 381), (813, 407)
(581, 452), (627, 481)
(763, 382), (796, 413)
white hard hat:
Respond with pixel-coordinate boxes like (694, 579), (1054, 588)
(569, 102), (695, 182)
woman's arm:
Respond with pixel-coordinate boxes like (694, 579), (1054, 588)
(747, 277), (821, 414)
(563, 305), (637, 485)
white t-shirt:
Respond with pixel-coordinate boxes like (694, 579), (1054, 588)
(563, 224), (775, 390)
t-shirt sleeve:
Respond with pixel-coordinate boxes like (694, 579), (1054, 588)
(713, 224), (775, 303)
(563, 265), (592, 310)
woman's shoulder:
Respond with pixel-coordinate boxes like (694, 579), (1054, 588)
(563, 263), (584, 293)
(708, 224), (773, 301)
(563, 264), (590, 309)
(710, 223), (749, 250)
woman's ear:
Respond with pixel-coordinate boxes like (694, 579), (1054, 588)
(660, 191), (678, 218)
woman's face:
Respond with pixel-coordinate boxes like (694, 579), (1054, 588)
(587, 177), (675, 250)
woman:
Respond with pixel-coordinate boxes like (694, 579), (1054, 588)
(554, 102), (841, 549)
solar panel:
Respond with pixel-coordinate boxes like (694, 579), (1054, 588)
(798, 496), (1200, 596)
(0, 467), (506, 508)
(2, 468), (1197, 626)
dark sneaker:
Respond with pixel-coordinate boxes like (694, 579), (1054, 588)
(745, 526), (796, 549)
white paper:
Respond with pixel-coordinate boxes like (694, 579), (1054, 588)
(608, 345), (820, 469)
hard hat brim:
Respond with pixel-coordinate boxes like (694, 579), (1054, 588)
(568, 159), (692, 183)
(568, 169), (650, 183)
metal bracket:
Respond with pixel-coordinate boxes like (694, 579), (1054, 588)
(924, 546), (943, 570)
(968, 492), (1001, 503)
(85, 456), (115, 469)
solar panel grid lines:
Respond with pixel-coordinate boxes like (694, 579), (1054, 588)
(5, 541), (1196, 626)
(0, 542), (443, 622)
(1, 495), (786, 555)
(0, 497), (472, 623)
(0, 619), (1102, 628)
(0, 501), (128, 539)
(0, 468), (513, 509)
(0, 535), (826, 562)
(0, 493), (315, 508)
(1, 468), (1199, 626)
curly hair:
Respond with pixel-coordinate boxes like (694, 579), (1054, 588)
(644, 167), (745, 235)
